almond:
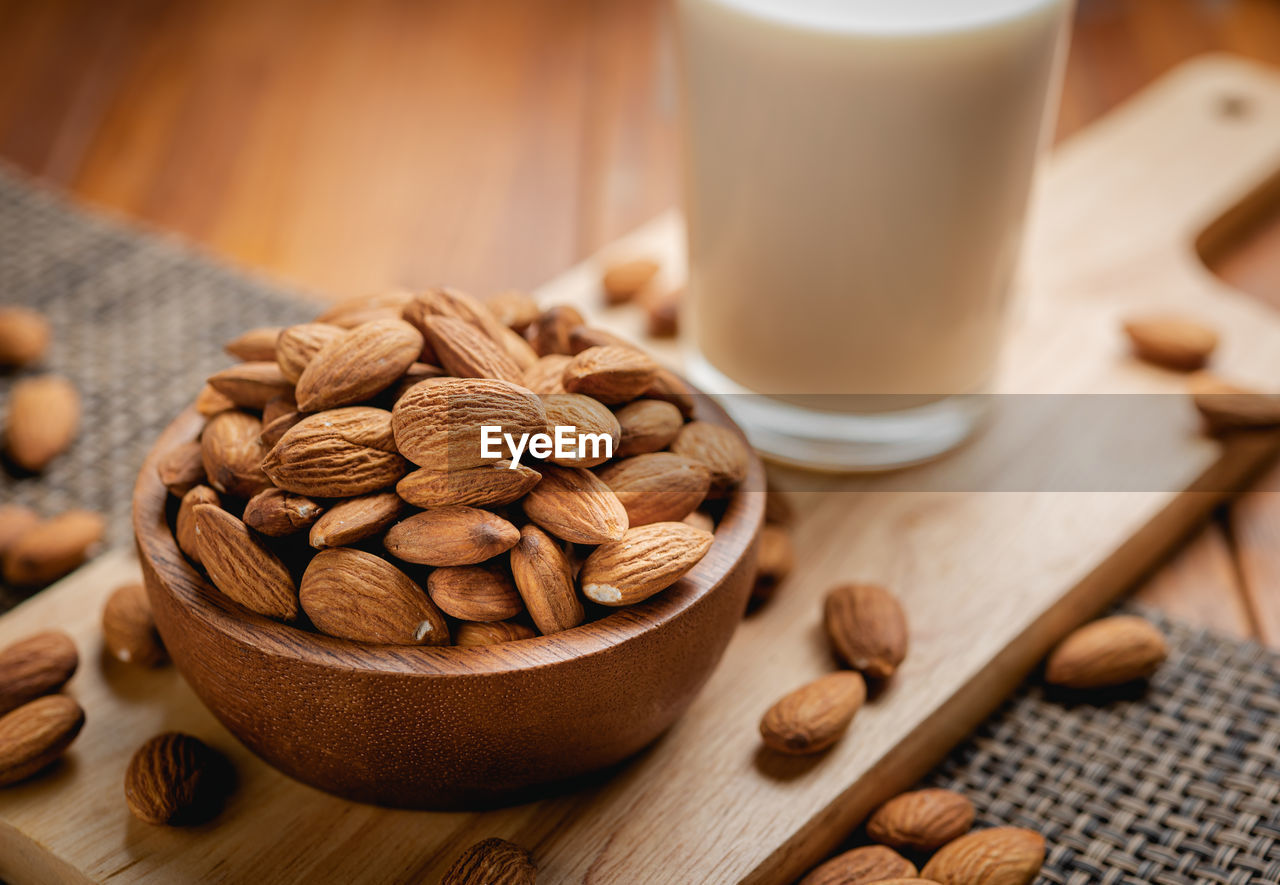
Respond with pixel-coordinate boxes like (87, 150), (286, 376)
(510, 524), (583, 634)
(428, 565), (525, 622)
(223, 326), (282, 362)
(867, 789), (975, 853)
(263, 407), (408, 497)
(752, 524), (795, 603)
(404, 286), (537, 368)
(522, 353), (572, 394)
(579, 521), (712, 606)
(206, 361), (294, 410)
(670, 420), (750, 490)
(454, 620), (538, 647)
(526, 305), (584, 356)
(542, 394), (621, 467)
(424, 315), (524, 384)
(388, 362), (449, 403)
(0, 307), (51, 367)
(384, 506), (520, 566)
(260, 409), (305, 448)
(194, 383), (236, 417)
(262, 393), (298, 426)
(295, 319), (424, 411)
(683, 510), (714, 533)
(275, 322), (346, 383)
(397, 461), (541, 509)
(644, 366), (696, 417)
(4, 374), (79, 471)
(491, 323), (540, 372)
(0, 695), (85, 786)
(1123, 314), (1218, 371)
(442, 837), (537, 885)
(156, 440), (207, 496)
(523, 465), (629, 544)
(317, 289), (416, 327)
(102, 582), (167, 667)
(824, 583), (909, 680)
(1044, 615), (1167, 688)
(192, 505), (298, 620)
(615, 399), (684, 456)
(308, 491), (404, 548)
(920, 827), (1045, 885)
(567, 325), (638, 355)
(1188, 372), (1280, 434)
(392, 377), (546, 470)
(124, 732), (231, 825)
(0, 506), (39, 558)
(642, 286), (681, 338)
(3, 510), (104, 586)
(798, 845), (918, 885)
(176, 485), (219, 565)
(201, 410), (272, 498)
(0, 631), (78, 716)
(300, 548), (448, 645)
(562, 345), (658, 404)
(598, 452), (711, 526)
(243, 488), (324, 537)
(485, 290), (540, 332)
(602, 257), (660, 305)
(759, 671), (866, 755)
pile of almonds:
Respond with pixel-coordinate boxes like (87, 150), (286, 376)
(165, 286), (751, 647)
(0, 505), (104, 589)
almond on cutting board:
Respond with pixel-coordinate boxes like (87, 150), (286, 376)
(1187, 372), (1280, 434)
(383, 506), (520, 567)
(4, 374), (79, 472)
(1044, 614), (1167, 689)
(759, 670), (866, 755)
(798, 845), (917, 885)
(300, 548), (449, 646)
(3, 510), (104, 587)
(0, 694), (85, 787)
(427, 565), (525, 622)
(920, 826), (1045, 885)
(124, 732), (231, 825)
(0, 307), (51, 367)
(442, 837), (537, 885)
(295, 319), (424, 411)
(0, 506), (40, 558)
(602, 257), (660, 305)
(824, 582), (909, 680)
(752, 524), (795, 603)
(263, 407), (408, 497)
(192, 505), (298, 621)
(523, 465), (629, 544)
(102, 582), (167, 667)
(1122, 314), (1217, 371)
(579, 521), (713, 606)
(509, 524), (584, 634)
(867, 788), (975, 853)
(0, 630), (78, 716)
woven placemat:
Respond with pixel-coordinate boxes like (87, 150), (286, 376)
(1, 167), (1278, 883)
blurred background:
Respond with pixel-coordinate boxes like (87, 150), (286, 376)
(2, 0), (1280, 300)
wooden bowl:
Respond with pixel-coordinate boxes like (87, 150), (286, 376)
(133, 397), (764, 809)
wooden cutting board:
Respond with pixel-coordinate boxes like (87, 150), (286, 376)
(5, 55), (1280, 885)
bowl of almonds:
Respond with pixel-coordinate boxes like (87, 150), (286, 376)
(132, 287), (764, 808)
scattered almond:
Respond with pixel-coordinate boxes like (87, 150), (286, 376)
(759, 671), (866, 755)
(523, 465), (629, 544)
(4, 374), (79, 471)
(798, 845), (917, 885)
(920, 827), (1044, 885)
(642, 286), (681, 338)
(243, 488), (324, 538)
(510, 524), (584, 634)
(1044, 615), (1167, 689)
(1188, 372), (1280, 434)
(295, 319), (423, 411)
(867, 788), (975, 853)
(0, 506), (40, 558)
(0, 695), (84, 787)
(3, 510), (104, 586)
(824, 583), (909, 680)
(193, 505), (299, 620)
(102, 582), (167, 667)
(124, 732), (231, 825)
(579, 521), (712, 606)
(0, 307), (51, 367)
(308, 491), (404, 548)
(384, 506), (520, 566)
(442, 837), (537, 885)
(752, 524), (795, 604)
(1123, 314), (1217, 371)
(301, 548), (449, 645)
(0, 630), (78, 716)
(428, 565), (525, 622)
(602, 257), (660, 305)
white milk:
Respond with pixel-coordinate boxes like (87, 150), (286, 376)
(678, 0), (1070, 413)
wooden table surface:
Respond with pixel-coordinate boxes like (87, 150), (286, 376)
(2, 0), (1280, 648)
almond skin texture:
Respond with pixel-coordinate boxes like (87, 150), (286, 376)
(397, 461), (541, 509)
(644, 366), (696, 417)
(1123, 314), (1218, 371)
(194, 383), (236, 417)
(295, 319), (424, 411)
(318, 289), (416, 327)
(275, 322), (345, 383)
(4, 374), (79, 471)
(754, 525), (795, 594)
(388, 362), (449, 403)
(602, 257), (660, 305)
(615, 399), (684, 456)
(223, 326), (282, 362)
(3, 509), (104, 586)
(824, 583), (909, 680)
(242, 488), (324, 538)
(1188, 372), (1280, 434)
(124, 732), (230, 825)
(102, 582), (167, 667)
(206, 361), (294, 410)
(442, 837), (537, 885)
(0, 506), (39, 558)
(301, 548), (449, 645)
(579, 521), (712, 606)
(867, 789), (976, 853)
(0, 630), (78, 716)
(598, 452), (711, 526)
(259, 409), (305, 450)
(0, 695), (85, 786)
(485, 290), (540, 332)
(428, 565), (525, 622)
(0, 307), (51, 367)
(156, 441), (207, 496)
(921, 827), (1045, 885)
(798, 845), (918, 885)
(670, 420), (750, 490)
(384, 506), (520, 566)
(424, 315), (525, 384)
(542, 394), (621, 467)
(523, 465), (629, 544)
(176, 485), (219, 565)
(392, 377), (547, 471)
(263, 407), (408, 497)
(308, 491), (404, 548)
(454, 620), (538, 647)
(759, 670), (866, 755)
(522, 353), (572, 395)
(562, 345), (658, 404)
(510, 524), (584, 634)
(1044, 615), (1168, 688)
(527, 305), (584, 356)
(567, 325), (638, 355)
(192, 505), (298, 620)
(200, 410), (272, 498)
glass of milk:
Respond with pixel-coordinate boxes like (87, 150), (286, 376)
(676, 0), (1073, 469)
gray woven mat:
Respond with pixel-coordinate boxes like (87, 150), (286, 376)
(1, 167), (1278, 883)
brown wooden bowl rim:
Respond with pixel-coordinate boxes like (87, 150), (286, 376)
(133, 396), (766, 677)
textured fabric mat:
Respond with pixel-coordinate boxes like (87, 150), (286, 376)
(1, 168), (1278, 883)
